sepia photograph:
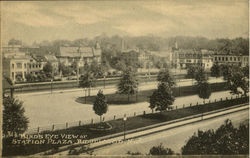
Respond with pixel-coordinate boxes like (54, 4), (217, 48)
(1, 0), (249, 157)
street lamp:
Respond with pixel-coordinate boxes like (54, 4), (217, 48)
(123, 115), (127, 141)
(50, 79), (53, 94)
(84, 88), (87, 104)
(104, 75), (106, 88)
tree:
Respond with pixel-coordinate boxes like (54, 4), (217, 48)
(93, 90), (108, 122)
(157, 68), (175, 87)
(220, 64), (231, 80)
(182, 119), (249, 155)
(194, 66), (207, 83)
(8, 38), (22, 46)
(186, 65), (197, 85)
(210, 62), (221, 78)
(43, 62), (53, 77)
(3, 96), (29, 137)
(25, 73), (36, 82)
(79, 71), (96, 96)
(149, 83), (175, 112)
(149, 143), (174, 155)
(227, 67), (249, 96)
(117, 67), (139, 102)
(242, 65), (249, 78)
(197, 81), (211, 102)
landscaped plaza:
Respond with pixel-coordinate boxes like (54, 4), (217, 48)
(16, 77), (229, 131)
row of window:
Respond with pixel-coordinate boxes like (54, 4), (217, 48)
(214, 56), (240, 62)
(12, 63), (27, 69)
(30, 64), (42, 69)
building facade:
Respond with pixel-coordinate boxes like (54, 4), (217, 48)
(213, 54), (249, 67)
(3, 53), (29, 82)
(171, 49), (214, 70)
(57, 43), (101, 67)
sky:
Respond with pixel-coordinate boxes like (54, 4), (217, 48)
(1, 0), (249, 45)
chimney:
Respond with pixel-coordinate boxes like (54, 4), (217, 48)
(175, 41), (178, 49)
(121, 39), (125, 51)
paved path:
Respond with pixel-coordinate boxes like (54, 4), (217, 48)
(51, 104), (248, 156)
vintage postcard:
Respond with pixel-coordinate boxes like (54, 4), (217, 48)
(1, 0), (249, 157)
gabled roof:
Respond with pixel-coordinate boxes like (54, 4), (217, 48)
(59, 46), (101, 58)
(44, 54), (58, 62)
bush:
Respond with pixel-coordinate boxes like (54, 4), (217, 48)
(149, 143), (174, 155)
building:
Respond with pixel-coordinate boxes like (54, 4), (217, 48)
(57, 42), (101, 67)
(2, 44), (22, 53)
(171, 49), (214, 70)
(44, 54), (59, 74)
(3, 52), (29, 82)
(28, 55), (47, 75)
(213, 53), (249, 67)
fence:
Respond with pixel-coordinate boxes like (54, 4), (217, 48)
(7, 74), (190, 93)
(25, 94), (248, 134)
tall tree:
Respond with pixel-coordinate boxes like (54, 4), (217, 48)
(93, 90), (108, 122)
(157, 68), (175, 87)
(197, 81), (211, 102)
(43, 62), (53, 77)
(227, 67), (249, 96)
(3, 96), (29, 137)
(210, 62), (221, 78)
(117, 67), (139, 102)
(149, 83), (175, 112)
(186, 65), (197, 85)
(194, 66), (208, 83)
(79, 71), (96, 96)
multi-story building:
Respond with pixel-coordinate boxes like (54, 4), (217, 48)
(171, 49), (214, 70)
(57, 42), (101, 67)
(213, 53), (249, 67)
(28, 55), (46, 75)
(3, 52), (29, 82)
(44, 54), (59, 74)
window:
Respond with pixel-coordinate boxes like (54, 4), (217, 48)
(222, 57), (224, 61)
(12, 72), (14, 79)
(225, 57), (228, 61)
(24, 63), (26, 68)
(16, 63), (22, 69)
(215, 57), (217, 61)
(218, 57), (221, 61)
(230, 57), (232, 61)
(12, 64), (15, 69)
(238, 57), (240, 61)
(234, 57), (236, 61)
(24, 72), (26, 77)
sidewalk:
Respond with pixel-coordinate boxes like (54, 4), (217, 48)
(16, 77), (225, 97)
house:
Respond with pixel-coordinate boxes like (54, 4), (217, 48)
(28, 55), (47, 75)
(3, 52), (29, 82)
(171, 49), (214, 70)
(57, 42), (101, 67)
(44, 54), (59, 74)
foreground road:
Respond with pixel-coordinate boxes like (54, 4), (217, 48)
(92, 106), (249, 155)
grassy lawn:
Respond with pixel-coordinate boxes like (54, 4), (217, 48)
(3, 96), (248, 156)
(76, 82), (227, 105)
